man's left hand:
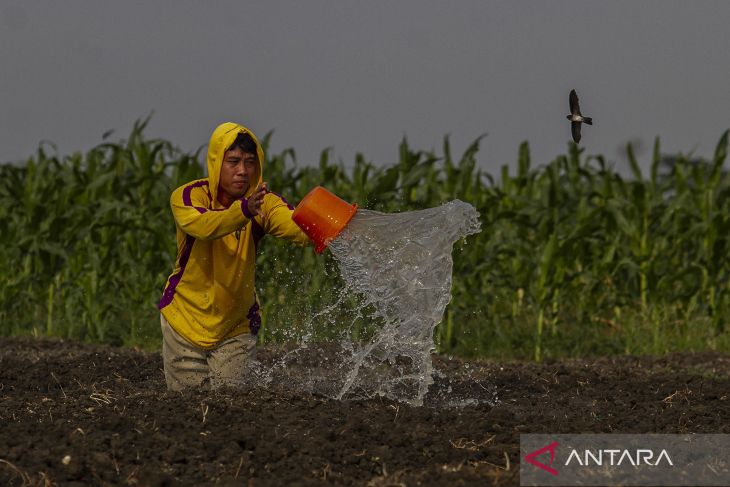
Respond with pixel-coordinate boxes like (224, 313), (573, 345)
(248, 182), (268, 216)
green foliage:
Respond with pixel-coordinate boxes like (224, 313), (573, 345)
(0, 118), (203, 348)
(1, 120), (729, 360)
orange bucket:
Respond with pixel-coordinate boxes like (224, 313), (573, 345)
(292, 186), (358, 254)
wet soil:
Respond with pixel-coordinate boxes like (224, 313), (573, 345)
(1, 337), (729, 486)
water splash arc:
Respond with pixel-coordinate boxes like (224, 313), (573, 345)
(251, 200), (482, 406)
(326, 199), (480, 404)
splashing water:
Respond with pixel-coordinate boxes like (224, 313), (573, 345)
(248, 200), (486, 406)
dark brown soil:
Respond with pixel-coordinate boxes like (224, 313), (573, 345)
(1, 337), (729, 486)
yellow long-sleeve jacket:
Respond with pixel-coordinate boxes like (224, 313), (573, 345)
(159, 122), (310, 349)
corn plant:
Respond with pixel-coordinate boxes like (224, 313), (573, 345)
(1, 120), (729, 360)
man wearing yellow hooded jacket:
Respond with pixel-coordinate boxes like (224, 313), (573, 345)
(158, 122), (310, 390)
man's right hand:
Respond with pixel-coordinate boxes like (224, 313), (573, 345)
(247, 182), (268, 217)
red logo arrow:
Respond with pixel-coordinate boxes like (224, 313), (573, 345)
(524, 441), (560, 476)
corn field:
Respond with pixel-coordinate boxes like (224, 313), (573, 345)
(1, 119), (729, 360)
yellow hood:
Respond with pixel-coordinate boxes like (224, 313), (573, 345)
(206, 122), (265, 207)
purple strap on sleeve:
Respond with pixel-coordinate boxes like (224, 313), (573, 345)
(240, 198), (254, 219)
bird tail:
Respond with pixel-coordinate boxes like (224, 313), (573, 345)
(583, 117), (593, 125)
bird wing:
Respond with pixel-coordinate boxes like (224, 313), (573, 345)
(571, 121), (582, 143)
(569, 89), (581, 115)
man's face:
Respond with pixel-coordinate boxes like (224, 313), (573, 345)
(219, 147), (257, 201)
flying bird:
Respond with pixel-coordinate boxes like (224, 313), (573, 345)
(567, 89), (592, 143)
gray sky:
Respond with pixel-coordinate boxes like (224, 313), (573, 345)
(2, 1), (730, 175)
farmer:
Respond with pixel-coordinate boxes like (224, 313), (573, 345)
(158, 122), (310, 391)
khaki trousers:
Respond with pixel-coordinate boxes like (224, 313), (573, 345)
(160, 314), (257, 391)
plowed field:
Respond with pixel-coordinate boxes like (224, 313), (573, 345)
(1, 337), (728, 486)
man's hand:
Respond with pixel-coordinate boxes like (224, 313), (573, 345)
(247, 182), (268, 216)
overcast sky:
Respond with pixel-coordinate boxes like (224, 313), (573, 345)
(2, 1), (730, 175)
